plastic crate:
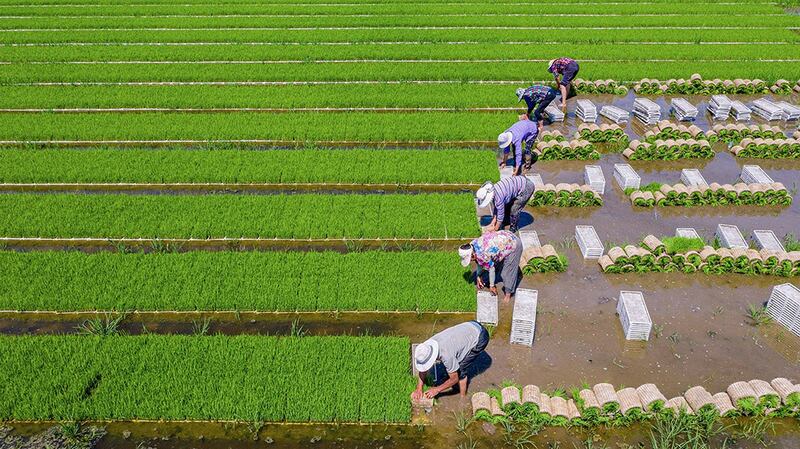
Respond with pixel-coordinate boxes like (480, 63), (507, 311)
(675, 228), (701, 240)
(613, 164), (641, 190)
(477, 290), (498, 326)
(584, 165), (606, 194)
(752, 230), (786, 252)
(576, 225), (604, 259)
(766, 284), (800, 337)
(510, 288), (538, 347)
(740, 165), (774, 185)
(617, 291), (652, 341)
(519, 230), (541, 249)
(680, 169), (708, 188)
(716, 224), (748, 249)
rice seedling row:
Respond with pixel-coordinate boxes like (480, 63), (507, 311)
(710, 123), (787, 143)
(528, 183), (603, 207)
(0, 250), (474, 312)
(730, 138), (800, 158)
(0, 334), (415, 423)
(628, 181), (792, 207)
(634, 74), (797, 95)
(0, 193), (478, 239)
(0, 147), (498, 185)
(623, 138), (713, 160)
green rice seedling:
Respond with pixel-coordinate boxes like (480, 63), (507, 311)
(784, 234), (800, 252)
(453, 411), (472, 434)
(746, 304), (772, 326)
(191, 318), (211, 336)
(735, 417), (774, 446)
(76, 313), (126, 336)
(662, 237), (705, 255)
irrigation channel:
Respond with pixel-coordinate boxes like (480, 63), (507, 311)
(1, 91), (799, 449)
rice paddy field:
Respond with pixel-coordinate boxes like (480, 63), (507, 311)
(0, 0), (799, 448)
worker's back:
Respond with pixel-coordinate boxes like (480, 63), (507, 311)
(431, 322), (482, 373)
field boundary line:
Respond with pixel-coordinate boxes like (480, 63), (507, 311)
(0, 139), (498, 147)
(0, 26), (784, 31)
(0, 418), (417, 426)
(3, 41), (793, 46)
(14, 58), (800, 64)
(0, 309), (472, 315)
(0, 2), (779, 7)
(0, 13), (788, 18)
(0, 107), (518, 112)
(0, 182), (482, 193)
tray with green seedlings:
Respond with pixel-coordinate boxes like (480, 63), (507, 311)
(598, 235), (800, 276)
(519, 244), (568, 275)
(472, 378), (800, 429)
(533, 139), (599, 160)
(528, 183), (603, 207)
(572, 79), (629, 95)
(642, 121), (706, 142)
(576, 123), (628, 144)
(539, 130), (567, 142)
(627, 181), (792, 207)
(730, 138), (800, 159)
(623, 138), (713, 160)
(633, 74), (776, 95)
(708, 123), (786, 144)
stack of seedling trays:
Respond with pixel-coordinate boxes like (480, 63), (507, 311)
(716, 224), (748, 250)
(751, 99), (785, 121)
(730, 101), (752, 121)
(766, 284), (800, 338)
(670, 98), (698, 121)
(751, 230), (786, 252)
(680, 169), (708, 188)
(599, 105), (630, 124)
(740, 165), (774, 184)
(576, 99), (598, 123)
(616, 291), (652, 341)
(633, 98), (661, 125)
(775, 101), (800, 121)
(545, 104), (565, 122)
(613, 164), (641, 190)
(576, 225), (604, 259)
(510, 288), (538, 347)
(707, 95), (732, 120)
(584, 165), (606, 194)
(676, 228), (701, 239)
(476, 290), (498, 326)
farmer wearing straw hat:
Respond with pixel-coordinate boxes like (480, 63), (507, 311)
(458, 229), (523, 303)
(411, 321), (490, 399)
(498, 118), (539, 174)
(516, 84), (559, 130)
(547, 57), (580, 109)
(474, 178), (535, 234)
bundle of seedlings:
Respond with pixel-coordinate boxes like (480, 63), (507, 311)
(770, 378), (800, 417)
(534, 139), (599, 160)
(540, 130), (567, 142)
(629, 182), (792, 207)
(727, 382), (762, 416)
(634, 75), (771, 95)
(623, 138), (713, 160)
(643, 121), (706, 142)
(710, 123), (785, 143)
(572, 78), (629, 95)
(576, 123), (628, 144)
(684, 386), (721, 421)
(769, 79), (796, 95)
(614, 388), (649, 425)
(520, 244), (569, 274)
(529, 183), (603, 207)
(730, 138), (800, 159)
(500, 385), (526, 420)
(575, 388), (608, 425)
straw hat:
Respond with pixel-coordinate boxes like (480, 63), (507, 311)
(414, 339), (439, 372)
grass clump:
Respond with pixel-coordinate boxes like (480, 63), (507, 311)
(662, 237), (705, 255)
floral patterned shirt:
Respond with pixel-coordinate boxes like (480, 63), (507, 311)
(471, 230), (518, 270)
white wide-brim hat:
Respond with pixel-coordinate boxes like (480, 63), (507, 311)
(547, 59), (556, 70)
(458, 243), (473, 267)
(414, 339), (439, 373)
(475, 181), (495, 209)
(497, 132), (513, 149)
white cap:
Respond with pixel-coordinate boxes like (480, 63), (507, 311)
(515, 87), (526, 102)
(458, 243), (473, 267)
(547, 59), (556, 70)
(475, 181), (494, 209)
(497, 132), (513, 150)
(414, 339), (439, 372)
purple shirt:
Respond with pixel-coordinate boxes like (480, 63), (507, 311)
(493, 176), (528, 223)
(504, 119), (539, 169)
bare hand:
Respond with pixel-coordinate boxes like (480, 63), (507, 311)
(477, 277), (485, 290)
(518, 114), (529, 121)
(424, 388), (438, 399)
(411, 389), (424, 400)
(499, 161), (506, 168)
(489, 286), (498, 296)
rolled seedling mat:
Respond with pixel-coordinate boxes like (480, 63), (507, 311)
(472, 392), (492, 414)
(501, 386), (521, 407)
(490, 397), (506, 416)
(636, 384), (667, 411)
(712, 393), (737, 417)
(578, 389), (601, 414)
(538, 393), (553, 417)
(728, 381), (758, 409)
(643, 236), (666, 255)
(567, 399), (581, 420)
(598, 255), (615, 272)
(666, 396), (694, 415)
(617, 388), (644, 416)
(684, 386), (716, 413)
(520, 246), (544, 268)
(523, 385), (541, 407)
(608, 247), (628, 264)
(770, 378), (800, 406)
(749, 380), (781, 408)
(593, 383), (620, 413)
(551, 396), (569, 418)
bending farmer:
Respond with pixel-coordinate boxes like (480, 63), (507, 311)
(475, 177), (535, 233)
(516, 84), (559, 130)
(547, 57), (580, 109)
(497, 118), (539, 174)
(459, 230), (523, 303)
(411, 321), (490, 399)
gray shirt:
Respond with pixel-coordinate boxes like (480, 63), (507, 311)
(432, 322), (481, 373)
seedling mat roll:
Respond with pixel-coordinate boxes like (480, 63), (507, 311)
(617, 291), (652, 341)
(477, 290), (498, 326)
(510, 288), (538, 347)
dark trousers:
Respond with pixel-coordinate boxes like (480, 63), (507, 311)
(458, 321), (490, 379)
(525, 90), (558, 122)
(560, 60), (580, 86)
(501, 179), (535, 231)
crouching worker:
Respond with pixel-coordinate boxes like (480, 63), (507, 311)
(411, 321), (490, 399)
(475, 177), (535, 233)
(547, 57), (580, 108)
(516, 84), (559, 130)
(498, 118), (539, 174)
(459, 230), (523, 303)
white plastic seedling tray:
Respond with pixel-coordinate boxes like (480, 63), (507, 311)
(599, 105), (630, 124)
(544, 104), (565, 122)
(766, 284), (800, 337)
(510, 288), (538, 347)
(576, 225), (604, 259)
(519, 230), (541, 249)
(680, 169), (708, 188)
(477, 290), (499, 326)
(752, 230), (786, 252)
(500, 166), (514, 179)
(526, 173), (543, 187)
(730, 101), (752, 121)
(617, 291), (652, 341)
(675, 228), (701, 240)
(716, 224), (748, 249)
(576, 99), (598, 123)
(740, 165), (774, 185)
(584, 165), (606, 194)
(613, 164), (641, 190)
